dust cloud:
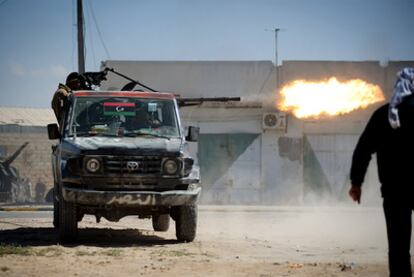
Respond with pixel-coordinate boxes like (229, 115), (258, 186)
(198, 205), (390, 264)
(240, 93), (275, 107)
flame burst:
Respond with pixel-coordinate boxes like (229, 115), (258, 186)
(278, 78), (385, 119)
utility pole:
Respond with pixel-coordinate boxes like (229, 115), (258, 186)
(272, 28), (280, 92)
(266, 28), (281, 91)
(273, 28), (280, 67)
(77, 0), (85, 74)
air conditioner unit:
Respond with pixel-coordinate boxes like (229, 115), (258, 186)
(262, 112), (287, 130)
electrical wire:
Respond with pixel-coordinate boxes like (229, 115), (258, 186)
(87, 0), (111, 59)
(71, 0), (76, 70)
(84, 0), (97, 68)
(0, 0), (9, 7)
(81, 0), (87, 72)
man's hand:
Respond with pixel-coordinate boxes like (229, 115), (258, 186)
(349, 185), (361, 204)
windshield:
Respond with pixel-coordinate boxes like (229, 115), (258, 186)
(68, 97), (180, 138)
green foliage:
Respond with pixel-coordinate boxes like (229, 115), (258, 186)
(0, 244), (63, 257)
(0, 244), (32, 256)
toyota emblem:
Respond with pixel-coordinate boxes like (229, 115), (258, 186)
(126, 161), (140, 171)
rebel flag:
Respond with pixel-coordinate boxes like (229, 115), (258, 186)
(103, 102), (136, 116)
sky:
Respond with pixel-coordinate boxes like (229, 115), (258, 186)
(0, 0), (413, 108)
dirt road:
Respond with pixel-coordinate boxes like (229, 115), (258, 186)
(0, 206), (406, 276)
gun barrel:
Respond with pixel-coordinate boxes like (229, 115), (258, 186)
(3, 142), (29, 167)
(179, 97), (241, 102)
(177, 97), (241, 107)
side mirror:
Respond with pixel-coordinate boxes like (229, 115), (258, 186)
(186, 126), (200, 142)
(47, 123), (61, 140)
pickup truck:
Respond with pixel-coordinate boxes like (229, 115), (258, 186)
(48, 90), (200, 243)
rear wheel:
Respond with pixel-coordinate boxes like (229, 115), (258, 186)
(58, 197), (78, 243)
(174, 205), (197, 242)
(152, 214), (170, 232)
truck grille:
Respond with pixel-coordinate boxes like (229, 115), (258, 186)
(103, 156), (162, 175)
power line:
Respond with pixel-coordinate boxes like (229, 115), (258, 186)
(71, 0), (76, 70)
(85, 0), (97, 68)
(87, 0), (111, 59)
(0, 0), (9, 7)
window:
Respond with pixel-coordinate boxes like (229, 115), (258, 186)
(69, 97), (180, 138)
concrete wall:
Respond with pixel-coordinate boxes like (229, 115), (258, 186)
(4, 60), (414, 205)
(100, 59), (414, 205)
(101, 60), (275, 98)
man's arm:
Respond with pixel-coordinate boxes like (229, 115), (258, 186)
(51, 87), (70, 123)
(349, 110), (380, 203)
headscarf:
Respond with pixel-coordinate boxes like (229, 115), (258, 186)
(388, 67), (414, 129)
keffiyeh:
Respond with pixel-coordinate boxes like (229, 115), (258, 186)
(388, 67), (414, 129)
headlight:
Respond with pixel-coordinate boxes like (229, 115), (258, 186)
(163, 159), (180, 175)
(85, 158), (101, 173)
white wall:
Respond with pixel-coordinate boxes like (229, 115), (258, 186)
(99, 60), (413, 205)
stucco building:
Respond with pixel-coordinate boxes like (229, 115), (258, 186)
(1, 60), (414, 204)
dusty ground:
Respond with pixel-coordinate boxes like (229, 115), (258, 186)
(0, 205), (410, 276)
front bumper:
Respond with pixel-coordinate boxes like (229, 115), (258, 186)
(62, 186), (201, 207)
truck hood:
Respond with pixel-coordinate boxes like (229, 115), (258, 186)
(64, 136), (183, 153)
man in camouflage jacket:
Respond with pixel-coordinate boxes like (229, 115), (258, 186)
(51, 72), (82, 126)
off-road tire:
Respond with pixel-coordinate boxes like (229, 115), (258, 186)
(152, 214), (170, 232)
(174, 205), (197, 242)
(59, 198), (78, 243)
(53, 188), (59, 228)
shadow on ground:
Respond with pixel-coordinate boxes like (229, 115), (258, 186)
(0, 227), (179, 247)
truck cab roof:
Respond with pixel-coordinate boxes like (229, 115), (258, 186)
(73, 91), (176, 100)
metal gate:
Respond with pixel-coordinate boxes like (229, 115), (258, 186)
(303, 134), (379, 201)
(198, 133), (261, 204)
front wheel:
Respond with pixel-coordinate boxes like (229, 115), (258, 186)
(174, 205), (197, 242)
(152, 214), (170, 232)
(58, 197), (78, 243)
(53, 188), (59, 228)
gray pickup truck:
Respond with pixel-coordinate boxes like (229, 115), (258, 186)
(48, 90), (200, 243)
